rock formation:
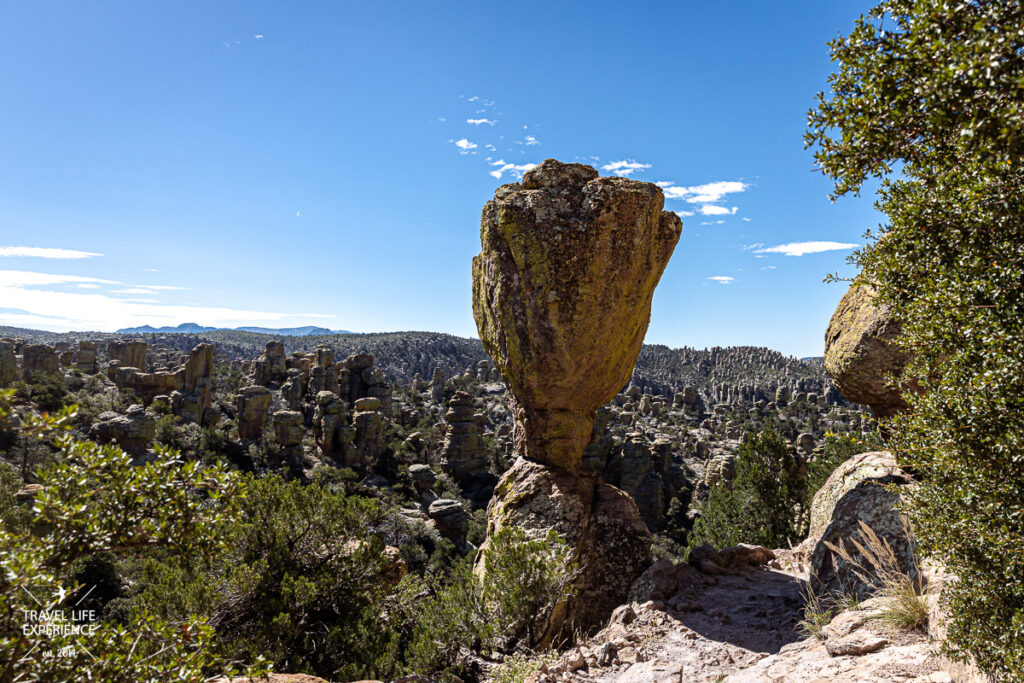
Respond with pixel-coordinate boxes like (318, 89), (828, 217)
(351, 397), (383, 468)
(75, 340), (98, 373)
(824, 282), (911, 418)
(439, 391), (488, 485)
(236, 385), (273, 440)
(472, 159), (681, 472)
(251, 341), (288, 386)
(0, 341), (18, 387)
(172, 343), (216, 425)
(312, 390), (355, 464)
(472, 159), (681, 640)
(21, 344), (59, 374)
(108, 339), (147, 370)
(90, 405), (156, 455)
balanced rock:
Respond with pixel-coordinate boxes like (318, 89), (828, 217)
(472, 159), (681, 472)
(251, 341), (288, 386)
(472, 159), (680, 640)
(824, 282), (911, 418)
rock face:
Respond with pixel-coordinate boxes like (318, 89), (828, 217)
(804, 451), (918, 601)
(21, 344), (59, 374)
(90, 405), (156, 455)
(439, 391), (488, 483)
(472, 160), (680, 641)
(0, 341), (19, 387)
(108, 339), (147, 370)
(251, 341), (288, 386)
(824, 283), (910, 418)
(173, 343), (215, 425)
(472, 159), (682, 472)
(236, 385), (273, 440)
(312, 391), (355, 463)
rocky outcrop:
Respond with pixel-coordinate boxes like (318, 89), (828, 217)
(0, 341), (18, 387)
(351, 397), (383, 468)
(108, 339), (147, 370)
(430, 367), (446, 402)
(804, 451), (918, 601)
(340, 353), (392, 416)
(21, 344), (59, 374)
(90, 405), (156, 455)
(74, 340), (98, 373)
(251, 341), (288, 386)
(235, 385), (273, 440)
(471, 160), (680, 640)
(472, 159), (681, 472)
(307, 345), (340, 397)
(428, 498), (469, 548)
(312, 390), (355, 464)
(439, 391), (488, 484)
(486, 458), (652, 644)
(824, 283), (911, 418)
(112, 366), (181, 404)
(173, 343), (215, 425)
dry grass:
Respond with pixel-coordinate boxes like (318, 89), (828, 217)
(824, 518), (929, 631)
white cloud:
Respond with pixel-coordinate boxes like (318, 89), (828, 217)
(741, 217), (751, 222)
(700, 220), (726, 226)
(762, 265), (778, 270)
(742, 243), (764, 251)
(76, 283), (101, 289)
(674, 210), (695, 218)
(467, 118), (496, 126)
(0, 269), (336, 332)
(708, 276), (735, 284)
(755, 241), (858, 257)
(489, 161), (537, 180)
(523, 135), (539, 145)
(0, 246), (102, 259)
(600, 160), (651, 177)
(453, 138), (478, 154)
(659, 180), (748, 204)
(254, 34), (264, 39)
(699, 205), (737, 216)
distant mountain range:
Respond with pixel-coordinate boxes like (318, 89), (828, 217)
(114, 323), (351, 337)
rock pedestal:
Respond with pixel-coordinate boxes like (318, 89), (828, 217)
(0, 341), (19, 387)
(236, 385), (273, 441)
(471, 159), (681, 640)
(251, 341), (288, 386)
(75, 341), (98, 373)
(108, 340), (147, 371)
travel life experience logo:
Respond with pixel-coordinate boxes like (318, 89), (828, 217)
(18, 583), (101, 661)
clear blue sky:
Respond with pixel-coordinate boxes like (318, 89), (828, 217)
(0, 1), (879, 357)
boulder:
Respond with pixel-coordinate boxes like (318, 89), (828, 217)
(471, 159), (682, 472)
(89, 405), (156, 455)
(806, 451), (918, 601)
(428, 498), (469, 547)
(251, 340), (288, 386)
(824, 283), (911, 418)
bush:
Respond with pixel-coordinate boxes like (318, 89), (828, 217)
(689, 429), (804, 550)
(407, 526), (576, 678)
(0, 401), (259, 681)
(807, 0), (1024, 674)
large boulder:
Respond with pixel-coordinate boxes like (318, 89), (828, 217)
(90, 405), (156, 455)
(471, 160), (679, 642)
(235, 385), (273, 441)
(21, 344), (59, 374)
(824, 283), (910, 418)
(472, 159), (682, 472)
(108, 339), (147, 371)
(806, 451), (918, 601)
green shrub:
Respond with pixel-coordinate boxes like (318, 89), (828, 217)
(689, 429), (804, 549)
(407, 526), (576, 678)
(807, 0), (1024, 674)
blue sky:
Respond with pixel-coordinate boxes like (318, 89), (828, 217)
(0, 1), (879, 357)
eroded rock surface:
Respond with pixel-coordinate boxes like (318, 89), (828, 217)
(472, 159), (682, 472)
(824, 283), (910, 418)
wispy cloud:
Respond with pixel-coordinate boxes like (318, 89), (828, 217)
(452, 138), (478, 154)
(489, 159), (537, 180)
(708, 276), (735, 284)
(601, 160), (651, 177)
(254, 34), (264, 39)
(467, 118), (496, 126)
(755, 241), (858, 257)
(522, 135), (539, 146)
(0, 246), (102, 259)
(661, 180), (748, 204)
(674, 210), (695, 218)
(699, 205), (737, 216)
(0, 269), (336, 332)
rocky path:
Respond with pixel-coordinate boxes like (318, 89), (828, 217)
(532, 553), (952, 683)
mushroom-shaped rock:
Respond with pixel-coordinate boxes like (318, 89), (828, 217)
(824, 283), (910, 418)
(471, 159), (680, 642)
(472, 159), (681, 472)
